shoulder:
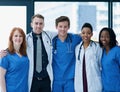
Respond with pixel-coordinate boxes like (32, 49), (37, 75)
(1, 53), (10, 60)
(90, 41), (102, 51)
(26, 32), (32, 38)
(110, 46), (120, 58)
(113, 46), (120, 51)
(76, 41), (83, 49)
(69, 33), (80, 37)
(0, 53), (10, 69)
(43, 31), (57, 39)
(76, 43), (81, 48)
(52, 35), (58, 43)
(68, 33), (82, 41)
(26, 32), (32, 35)
(91, 41), (99, 47)
(23, 55), (29, 61)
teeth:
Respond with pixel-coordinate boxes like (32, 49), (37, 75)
(84, 38), (87, 40)
(102, 41), (106, 43)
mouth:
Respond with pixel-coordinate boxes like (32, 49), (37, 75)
(102, 41), (107, 45)
(83, 37), (88, 40)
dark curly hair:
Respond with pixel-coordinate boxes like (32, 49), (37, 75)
(99, 27), (118, 49)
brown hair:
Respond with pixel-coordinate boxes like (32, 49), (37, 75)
(8, 27), (27, 56)
(55, 16), (70, 28)
(31, 14), (44, 22)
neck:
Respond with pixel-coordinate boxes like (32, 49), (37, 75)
(14, 45), (20, 53)
(83, 41), (90, 49)
(33, 31), (42, 35)
(105, 46), (110, 54)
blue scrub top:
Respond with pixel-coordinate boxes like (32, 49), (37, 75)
(0, 53), (29, 92)
(52, 33), (82, 80)
(101, 46), (120, 91)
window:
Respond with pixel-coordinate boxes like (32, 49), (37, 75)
(0, 6), (26, 50)
(113, 3), (120, 44)
(35, 2), (108, 41)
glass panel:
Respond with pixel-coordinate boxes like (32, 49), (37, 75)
(35, 2), (108, 41)
(0, 6), (26, 50)
(113, 3), (120, 45)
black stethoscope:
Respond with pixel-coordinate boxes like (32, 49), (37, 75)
(53, 34), (73, 54)
(27, 31), (52, 47)
(78, 42), (83, 60)
(77, 41), (97, 61)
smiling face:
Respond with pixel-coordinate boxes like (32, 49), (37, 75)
(12, 30), (23, 47)
(31, 17), (44, 34)
(81, 27), (93, 43)
(56, 21), (69, 39)
(100, 30), (110, 48)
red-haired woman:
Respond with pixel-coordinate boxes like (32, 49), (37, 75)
(0, 27), (29, 92)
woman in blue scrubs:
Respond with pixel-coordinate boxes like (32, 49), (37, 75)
(0, 27), (29, 92)
(99, 27), (120, 92)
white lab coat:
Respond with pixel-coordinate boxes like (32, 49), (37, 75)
(26, 31), (55, 92)
(75, 41), (102, 92)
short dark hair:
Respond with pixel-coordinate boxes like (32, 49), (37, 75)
(55, 16), (70, 28)
(99, 27), (117, 49)
(31, 14), (44, 22)
(81, 23), (93, 32)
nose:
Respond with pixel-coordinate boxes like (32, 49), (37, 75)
(61, 27), (65, 30)
(84, 33), (88, 36)
(37, 24), (41, 27)
(101, 37), (106, 41)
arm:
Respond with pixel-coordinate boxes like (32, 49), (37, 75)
(45, 31), (57, 39)
(0, 50), (7, 58)
(0, 67), (7, 92)
(116, 47), (120, 66)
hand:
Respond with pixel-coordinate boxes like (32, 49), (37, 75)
(0, 50), (7, 58)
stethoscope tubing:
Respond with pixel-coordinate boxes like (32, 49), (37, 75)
(27, 31), (52, 47)
(53, 34), (72, 54)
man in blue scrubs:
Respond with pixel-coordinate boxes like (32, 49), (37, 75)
(52, 16), (82, 92)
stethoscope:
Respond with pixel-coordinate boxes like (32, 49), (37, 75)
(78, 42), (83, 60)
(77, 41), (97, 61)
(53, 34), (73, 54)
(27, 31), (52, 48)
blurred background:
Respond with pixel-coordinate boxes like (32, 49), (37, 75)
(0, 0), (120, 50)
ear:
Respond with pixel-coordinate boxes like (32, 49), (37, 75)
(91, 32), (93, 36)
(43, 23), (45, 27)
(56, 26), (58, 29)
(30, 22), (33, 28)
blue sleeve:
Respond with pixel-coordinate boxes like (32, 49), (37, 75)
(0, 56), (9, 70)
(73, 34), (82, 44)
(116, 47), (120, 66)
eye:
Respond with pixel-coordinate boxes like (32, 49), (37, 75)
(88, 32), (91, 35)
(39, 23), (43, 25)
(64, 26), (68, 28)
(14, 35), (18, 37)
(81, 32), (84, 34)
(19, 35), (23, 37)
(35, 22), (39, 25)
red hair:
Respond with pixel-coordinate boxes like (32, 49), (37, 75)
(8, 27), (27, 56)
